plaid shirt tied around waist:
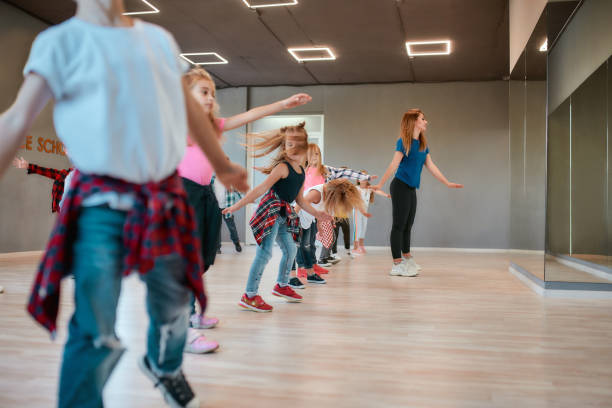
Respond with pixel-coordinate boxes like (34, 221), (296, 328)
(27, 170), (207, 336)
(249, 189), (300, 246)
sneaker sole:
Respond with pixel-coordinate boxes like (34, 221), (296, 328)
(184, 343), (219, 354)
(288, 284), (306, 290)
(271, 290), (303, 302)
(307, 280), (327, 284)
(138, 357), (200, 408)
(238, 300), (273, 312)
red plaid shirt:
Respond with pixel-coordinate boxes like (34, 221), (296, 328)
(27, 170), (207, 336)
(250, 189), (300, 246)
(27, 164), (72, 213)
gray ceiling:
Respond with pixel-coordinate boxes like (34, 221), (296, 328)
(6, 0), (510, 88)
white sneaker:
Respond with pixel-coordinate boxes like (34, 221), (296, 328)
(404, 256), (422, 271)
(389, 262), (404, 276)
(400, 260), (419, 277)
(331, 252), (341, 261)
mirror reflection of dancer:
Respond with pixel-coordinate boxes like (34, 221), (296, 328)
(12, 156), (72, 213)
(373, 109), (463, 277)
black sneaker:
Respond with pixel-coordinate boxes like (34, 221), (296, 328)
(138, 356), (199, 408)
(217, 247), (222, 254)
(288, 277), (305, 289)
(307, 273), (326, 284)
(327, 256), (341, 265)
(234, 242), (242, 252)
(318, 258), (332, 267)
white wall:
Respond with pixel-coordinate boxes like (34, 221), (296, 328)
(509, 0), (547, 72)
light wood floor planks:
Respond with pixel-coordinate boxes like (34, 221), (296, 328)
(1, 247), (612, 407)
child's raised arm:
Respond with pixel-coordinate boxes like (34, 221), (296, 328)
(182, 78), (248, 192)
(0, 73), (53, 178)
(222, 93), (312, 131)
(222, 162), (289, 214)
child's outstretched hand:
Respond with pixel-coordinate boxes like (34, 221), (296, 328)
(363, 212), (372, 218)
(222, 205), (238, 215)
(447, 182), (464, 189)
(217, 162), (249, 193)
(283, 93), (312, 109)
(12, 156), (28, 169)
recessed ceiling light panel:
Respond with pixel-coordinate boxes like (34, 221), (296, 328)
(288, 47), (336, 62)
(539, 39), (548, 52)
(123, 0), (159, 15)
(405, 40), (452, 56)
(180, 53), (229, 65)
(243, 0), (298, 8)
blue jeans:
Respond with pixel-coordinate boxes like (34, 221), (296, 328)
(246, 216), (297, 297)
(58, 206), (191, 408)
(295, 221), (317, 269)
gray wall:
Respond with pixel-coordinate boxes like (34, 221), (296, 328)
(548, 0), (612, 111)
(0, 2), (70, 253)
(220, 80), (511, 249)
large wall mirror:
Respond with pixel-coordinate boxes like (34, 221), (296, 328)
(545, 0), (612, 285)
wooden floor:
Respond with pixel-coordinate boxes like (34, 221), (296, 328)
(2, 247), (612, 407)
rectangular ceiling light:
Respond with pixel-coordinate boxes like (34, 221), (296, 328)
(539, 39), (548, 52)
(123, 0), (159, 15)
(180, 53), (229, 65)
(405, 40), (451, 56)
(288, 47), (336, 62)
(243, 0), (298, 8)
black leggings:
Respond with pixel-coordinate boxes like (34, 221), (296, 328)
(332, 218), (350, 252)
(390, 177), (417, 259)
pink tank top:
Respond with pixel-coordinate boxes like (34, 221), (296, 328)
(177, 118), (226, 186)
(303, 166), (326, 190)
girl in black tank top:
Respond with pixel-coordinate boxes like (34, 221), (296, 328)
(272, 161), (305, 202)
(222, 123), (332, 312)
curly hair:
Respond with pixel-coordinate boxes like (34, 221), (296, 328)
(323, 179), (366, 217)
(246, 122), (309, 174)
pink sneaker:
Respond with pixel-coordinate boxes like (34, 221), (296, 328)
(190, 313), (219, 329)
(354, 247), (366, 255)
(184, 328), (219, 354)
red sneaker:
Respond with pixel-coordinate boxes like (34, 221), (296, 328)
(272, 284), (303, 302)
(297, 268), (308, 278)
(239, 294), (273, 312)
(313, 264), (329, 275)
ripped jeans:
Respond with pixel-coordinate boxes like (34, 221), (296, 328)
(58, 205), (191, 408)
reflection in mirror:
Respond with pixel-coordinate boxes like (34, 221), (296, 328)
(546, 57), (611, 282)
(508, 9), (546, 281)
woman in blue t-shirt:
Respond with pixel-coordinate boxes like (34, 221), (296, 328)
(373, 109), (463, 277)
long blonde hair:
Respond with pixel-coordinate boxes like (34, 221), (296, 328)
(306, 143), (328, 177)
(323, 179), (366, 217)
(400, 109), (428, 155)
(184, 67), (221, 133)
(247, 122), (309, 174)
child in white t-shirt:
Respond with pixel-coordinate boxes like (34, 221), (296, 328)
(0, 1), (247, 407)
